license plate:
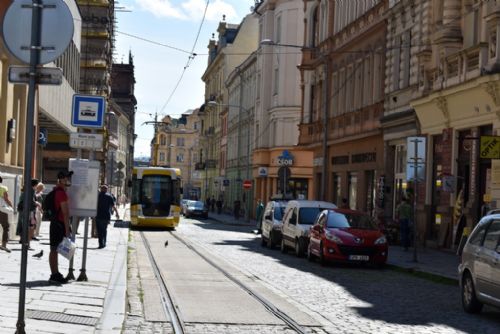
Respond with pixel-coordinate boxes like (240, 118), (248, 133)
(349, 255), (369, 261)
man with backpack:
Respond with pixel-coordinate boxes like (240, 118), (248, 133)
(47, 170), (73, 284)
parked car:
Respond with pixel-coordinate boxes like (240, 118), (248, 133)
(280, 200), (337, 256)
(307, 208), (388, 266)
(261, 200), (288, 248)
(458, 214), (500, 313)
(184, 200), (208, 219)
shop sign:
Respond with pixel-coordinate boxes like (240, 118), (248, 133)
(277, 150), (294, 166)
(351, 152), (376, 163)
(258, 167), (268, 177)
(480, 136), (500, 159)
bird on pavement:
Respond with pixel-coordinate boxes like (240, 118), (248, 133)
(32, 250), (43, 258)
(164, 240), (168, 247)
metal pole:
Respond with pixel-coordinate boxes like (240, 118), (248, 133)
(17, 1), (41, 332)
(66, 147), (82, 281)
(413, 138), (419, 263)
(77, 217), (89, 281)
(320, 59), (329, 201)
(245, 108), (251, 221)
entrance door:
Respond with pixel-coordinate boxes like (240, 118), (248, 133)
(348, 172), (358, 210)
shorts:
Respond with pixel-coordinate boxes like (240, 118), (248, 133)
(50, 220), (65, 251)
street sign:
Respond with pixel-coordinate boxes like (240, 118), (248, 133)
(243, 180), (252, 189)
(480, 136), (500, 159)
(8, 66), (63, 85)
(69, 132), (103, 150)
(72, 94), (106, 128)
(2, 0), (74, 65)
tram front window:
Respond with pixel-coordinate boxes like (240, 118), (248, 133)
(141, 176), (173, 217)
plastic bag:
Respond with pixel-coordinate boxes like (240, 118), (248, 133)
(0, 198), (13, 214)
(57, 237), (76, 260)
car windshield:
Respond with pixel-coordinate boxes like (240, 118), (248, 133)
(190, 201), (204, 209)
(274, 206), (285, 220)
(327, 212), (378, 230)
(299, 207), (325, 224)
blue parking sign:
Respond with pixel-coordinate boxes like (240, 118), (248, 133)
(72, 94), (106, 128)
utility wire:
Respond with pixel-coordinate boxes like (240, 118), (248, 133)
(158, 0), (210, 116)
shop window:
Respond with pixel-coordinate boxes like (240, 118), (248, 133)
(348, 172), (358, 210)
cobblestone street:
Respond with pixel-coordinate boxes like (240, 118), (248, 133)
(174, 218), (500, 334)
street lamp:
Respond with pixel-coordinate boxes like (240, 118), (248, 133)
(260, 39), (328, 201)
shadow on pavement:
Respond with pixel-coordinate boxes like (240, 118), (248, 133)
(1, 280), (53, 288)
(186, 218), (500, 333)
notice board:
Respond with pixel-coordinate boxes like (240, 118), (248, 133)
(68, 158), (100, 217)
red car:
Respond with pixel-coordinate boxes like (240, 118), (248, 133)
(307, 208), (388, 266)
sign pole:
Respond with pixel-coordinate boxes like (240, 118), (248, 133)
(16, 1), (41, 333)
(412, 138), (419, 263)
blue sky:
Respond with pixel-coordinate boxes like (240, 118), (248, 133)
(114, 0), (256, 158)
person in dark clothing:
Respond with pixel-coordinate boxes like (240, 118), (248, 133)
(216, 199), (223, 214)
(210, 197), (216, 212)
(95, 185), (119, 249)
(234, 200), (241, 220)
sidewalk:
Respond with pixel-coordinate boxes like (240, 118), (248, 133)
(0, 205), (130, 333)
(209, 212), (459, 283)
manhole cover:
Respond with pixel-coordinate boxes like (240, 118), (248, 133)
(27, 310), (98, 326)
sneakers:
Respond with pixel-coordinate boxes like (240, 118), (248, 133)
(49, 272), (68, 284)
(0, 245), (11, 253)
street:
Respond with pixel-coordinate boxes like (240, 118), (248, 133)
(124, 216), (500, 334)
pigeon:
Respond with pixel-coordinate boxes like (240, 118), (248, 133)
(164, 240), (168, 247)
(32, 250), (43, 258)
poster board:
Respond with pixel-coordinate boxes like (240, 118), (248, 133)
(68, 159), (100, 217)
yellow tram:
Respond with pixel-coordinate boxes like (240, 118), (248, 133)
(130, 167), (182, 228)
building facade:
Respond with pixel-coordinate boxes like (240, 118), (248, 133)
(411, 0), (500, 249)
(299, 0), (387, 214)
(253, 0), (313, 206)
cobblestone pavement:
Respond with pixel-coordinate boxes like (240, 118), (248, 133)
(174, 218), (500, 334)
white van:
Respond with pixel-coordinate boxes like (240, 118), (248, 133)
(281, 200), (337, 256)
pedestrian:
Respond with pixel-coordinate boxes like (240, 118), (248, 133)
(234, 199), (241, 220)
(216, 198), (223, 214)
(34, 182), (45, 239)
(396, 196), (413, 251)
(16, 179), (40, 250)
(48, 170), (73, 284)
(210, 197), (216, 212)
(255, 199), (264, 233)
(95, 184), (119, 249)
(0, 176), (14, 253)
(340, 198), (349, 209)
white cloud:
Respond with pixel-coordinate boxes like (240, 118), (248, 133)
(135, 0), (238, 22)
(135, 0), (186, 19)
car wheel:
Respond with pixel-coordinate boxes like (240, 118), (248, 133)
(462, 272), (483, 313)
(267, 232), (274, 249)
(280, 239), (287, 253)
(261, 234), (267, 247)
(307, 244), (315, 262)
(294, 239), (303, 257)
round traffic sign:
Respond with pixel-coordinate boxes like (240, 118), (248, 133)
(243, 180), (252, 189)
(2, 0), (74, 65)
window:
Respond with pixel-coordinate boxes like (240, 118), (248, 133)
(176, 154), (184, 162)
(160, 135), (166, 146)
(194, 122), (198, 130)
(159, 152), (165, 162)
(469, 222), (488, 246)
(483, 221), (500, 250)
(177, 137), (185, 147)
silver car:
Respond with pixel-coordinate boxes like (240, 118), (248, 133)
(458, 214), (500, 313)
(260, 201), (287, 248)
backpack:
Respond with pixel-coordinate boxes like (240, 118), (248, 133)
(43, 188), (62, 221)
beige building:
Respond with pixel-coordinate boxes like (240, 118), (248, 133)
(411, 1), (500, 249)
(201, 15), (258, 203)
(253, 0), (312, 205)
(155, 111), (202, 199)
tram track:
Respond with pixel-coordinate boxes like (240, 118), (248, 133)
(140, 230), (311, 334)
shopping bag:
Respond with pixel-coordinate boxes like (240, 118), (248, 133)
(57, 237), (76, 260)
(0, 198), (13, 214)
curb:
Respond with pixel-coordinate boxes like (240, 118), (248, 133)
(386, 264), (458, 285)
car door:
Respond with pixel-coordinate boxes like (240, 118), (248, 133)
(283, 208), (297, 247)
(469, 221), (490, 294)
(262, 203), (273, 238)
(480, 220), (500, 301)
(309, 213), (323, 254)
(281, 207), (293, 246)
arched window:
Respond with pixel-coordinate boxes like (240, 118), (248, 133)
(160, 135), (166, 146)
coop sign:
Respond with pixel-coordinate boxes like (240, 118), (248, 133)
(277, 150), (294, 166)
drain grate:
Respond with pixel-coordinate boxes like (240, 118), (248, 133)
(26, 310), (98, 326)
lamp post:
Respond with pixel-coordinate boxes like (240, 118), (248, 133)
(261, 39), (328, 200)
